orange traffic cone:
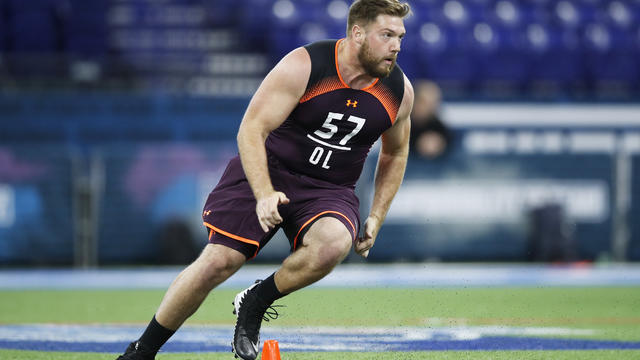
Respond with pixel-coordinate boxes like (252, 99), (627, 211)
(261, 339), (281, 360)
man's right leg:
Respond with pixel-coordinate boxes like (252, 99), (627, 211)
(117, 244), (246, 359)
(156, 243), (246, 329)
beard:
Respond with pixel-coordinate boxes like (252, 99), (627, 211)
(358, 39), (396, 78)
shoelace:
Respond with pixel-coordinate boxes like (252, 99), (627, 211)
(243, 301), (285, 340)
(246, 279), (284, 323)
(262, 304), (284, 322)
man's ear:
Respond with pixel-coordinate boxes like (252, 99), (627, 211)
(352, 24), (365, 44)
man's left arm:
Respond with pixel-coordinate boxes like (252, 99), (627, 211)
(355, 75), (414, 258)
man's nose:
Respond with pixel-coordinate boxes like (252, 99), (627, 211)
(391, 38), (401, 53)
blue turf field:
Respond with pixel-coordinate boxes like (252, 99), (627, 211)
(1, 324), (640, 353)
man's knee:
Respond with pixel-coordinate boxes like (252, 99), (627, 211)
(304, 217), (353, 269)
(194, 244), (246, 283)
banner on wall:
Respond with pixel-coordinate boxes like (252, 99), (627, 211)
(388, 180), (608, 224)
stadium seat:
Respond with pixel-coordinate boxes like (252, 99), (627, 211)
(8, 14), (57, 52)
(417, 24), (477, 94)
(512, 0), (541, 24)
(298, 22), (330, 44)
(202, 0), (238, 27)
(270, 0), (316, 30)
(5, 0), (62, 53)
(236, 0), (276, 51)
(628, 1), (640, 27)
(5, 0), (58, 12)
(267, 0), (320, 61)
(603, 0), (635, 28)
(3, 0), (67, 77)
(1, 0), (637, 101)
(396, 18), (424, 79)
(525, 23), (584, 96)
(409, 0), (441, 24)
(549, 0), (582, 28)
(321, 0), (349, 38)
(439, 0), (471, 26)
(572, 0), (602, 25)
(475, 23), (530, 95)
(490, 0), (522, 27)
(298, 0), (327, 21)
(0, 0), (5, 52)
(65, 1), (108, 57)
(582, 23), (638, 95)
(464, 0), (493, 23)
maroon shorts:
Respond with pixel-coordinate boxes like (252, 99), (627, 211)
(202, 155), (360, 259)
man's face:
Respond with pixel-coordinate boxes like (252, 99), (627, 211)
(357, 14), (406, 78)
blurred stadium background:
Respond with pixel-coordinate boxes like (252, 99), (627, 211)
(0, 0), (639, 267)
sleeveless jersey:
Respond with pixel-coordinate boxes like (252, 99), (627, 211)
(265, 39), (405, 188)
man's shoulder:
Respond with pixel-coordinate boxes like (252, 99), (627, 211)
(388, 63), (406, 86)
(378, 64), (407, 104)
(301, 39), (339, 89)
(303, 39), (338, 54)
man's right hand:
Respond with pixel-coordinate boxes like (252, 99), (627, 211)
(256, 191), (290, 232)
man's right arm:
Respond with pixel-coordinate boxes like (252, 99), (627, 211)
(236, 47), (311, 232)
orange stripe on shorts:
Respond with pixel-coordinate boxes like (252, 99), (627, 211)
(203, 222), (260, 247)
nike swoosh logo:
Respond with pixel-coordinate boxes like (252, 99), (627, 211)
(252, 341), (258, 353)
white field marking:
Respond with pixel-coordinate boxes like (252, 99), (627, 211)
(0, 324), (596, 344)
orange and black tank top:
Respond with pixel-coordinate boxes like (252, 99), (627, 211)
(265, 39), (405, 188)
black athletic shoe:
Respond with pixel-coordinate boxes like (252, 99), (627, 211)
(116, 341), (155, 360)
(231, 280), (281, 360)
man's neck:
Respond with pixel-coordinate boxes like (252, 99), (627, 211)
(337, 38), (377, 89)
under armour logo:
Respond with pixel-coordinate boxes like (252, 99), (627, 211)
(346, 99), (358, 108)
(203, 210), (212, 217)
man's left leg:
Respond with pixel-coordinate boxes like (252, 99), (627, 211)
(274, 216), (353, 292)
(232, 217), (352, 360)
